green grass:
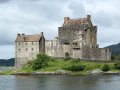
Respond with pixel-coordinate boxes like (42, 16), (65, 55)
(1, 58), (120, 75)
(34, 59), (116, 72)
(0, 70), (15, 75)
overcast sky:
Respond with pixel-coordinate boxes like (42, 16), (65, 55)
(0, 0), (120, 59)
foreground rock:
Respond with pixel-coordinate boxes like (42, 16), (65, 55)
(90, 69), (103, 74)
(90, 69), (120, 75)
(14, 70), (69, 75)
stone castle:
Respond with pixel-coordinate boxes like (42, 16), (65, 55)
(15, 15), (111, 67)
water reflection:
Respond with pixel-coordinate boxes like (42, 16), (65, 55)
(0, 75), (120, 90)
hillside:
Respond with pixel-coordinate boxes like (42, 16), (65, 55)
(105, 43), (120, 55)
(0, 58), (15, 66)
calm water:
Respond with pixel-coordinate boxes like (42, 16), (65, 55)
(0, 75), (120, 90)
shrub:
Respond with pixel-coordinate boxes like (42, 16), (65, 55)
(64, 57), (71, 61)
(114, 62), (120, 69)
(102, 64), (110, 71)
(72, 58), (81, 63)
(32, 53), (50, 70)
(65, 64), (85, 71)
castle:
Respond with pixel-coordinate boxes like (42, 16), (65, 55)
(15, 15), (111, 67)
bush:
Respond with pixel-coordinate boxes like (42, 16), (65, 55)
(102, 64), (110, 71)
(114, 62), (120, 69)
(64, 57), (71, 61)
(32, 53), (50, 70)
(112, 54), (120, 61)
(65, 64), (85, 71)
(72, 58), (81, 63)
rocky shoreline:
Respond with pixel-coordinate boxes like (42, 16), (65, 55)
(11, 69), (120, 76)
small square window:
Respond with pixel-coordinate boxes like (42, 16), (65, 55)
(18, 49), (20, 51)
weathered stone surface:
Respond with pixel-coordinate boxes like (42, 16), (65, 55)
(90, 69), (103, 74)
(45, 15), (111, 60)
(15, 15), (111, 68)
(15, 32), (45, 68)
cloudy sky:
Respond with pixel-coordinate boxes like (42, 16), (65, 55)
(0, 0), (120, 59)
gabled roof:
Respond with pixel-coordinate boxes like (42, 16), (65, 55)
(15, 33), (43, 42)
(63, 18), (88, 27)
(62, 15), (92, 27)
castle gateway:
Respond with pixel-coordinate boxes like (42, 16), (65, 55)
(15, 15), (111, 67)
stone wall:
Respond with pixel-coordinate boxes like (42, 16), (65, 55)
(58, 27), (80, 41)
(45, 40), (72, 58)
(81, 46), (111, 61)
(15, 36), (45, 68)
(45, 40), (111, 61)
(72, 49), (81, 58)
(15, 42), (40, 68)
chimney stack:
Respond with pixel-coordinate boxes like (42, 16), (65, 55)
(22, 33), (25, 36)
(87, 15), (91, 20)
(41, 32), (43, 36)
(17, 33), (20, 37)
(64, 17), (70, 22)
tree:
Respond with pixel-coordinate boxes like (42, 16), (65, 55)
(32, 53), (50, 70)
(102, 64), (110, 71)
(114, 62), (120, 69)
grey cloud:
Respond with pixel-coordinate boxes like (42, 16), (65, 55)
(93, 11), (113, 27)
(0, 0), (10, 3)
(1, 0), (120, 58)
(68, 1), (86, 18)
(0, 0), (120, 46)
(0, 0), (72, 46)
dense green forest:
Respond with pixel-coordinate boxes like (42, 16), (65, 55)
(105, 43), (120, 60)
(105, 43), (120, 54)
(0, 58), (15, 66)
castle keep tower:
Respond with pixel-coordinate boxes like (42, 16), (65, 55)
(45, 15), (111, 60)
(15, 32), (45, 68)
(58, 15), (97, 46)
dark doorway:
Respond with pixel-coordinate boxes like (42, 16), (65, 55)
(65, 52), (69, 58)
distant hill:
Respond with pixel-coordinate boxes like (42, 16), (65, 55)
(105, 43), (120, 54)
(0, 58), (15, 66)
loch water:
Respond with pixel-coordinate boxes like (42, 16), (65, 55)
(0, 75), (120, 90)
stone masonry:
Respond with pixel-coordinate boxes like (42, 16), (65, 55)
(15, 32), (45, 68)
(15, 15), (111, 67)
(45, 15), (111, 60)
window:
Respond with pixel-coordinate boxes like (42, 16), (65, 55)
(106, 49), (108, 52)
(73, 43), (78, 46)
(18, 49), (20, 51)
(74, 48), (80, 50)
(32, 42), (33, 45)
(26, 48), (28, 51)
(32, 48), (34, 51)
(26, 42), (27, 45)
(19, 43), (20, 45)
